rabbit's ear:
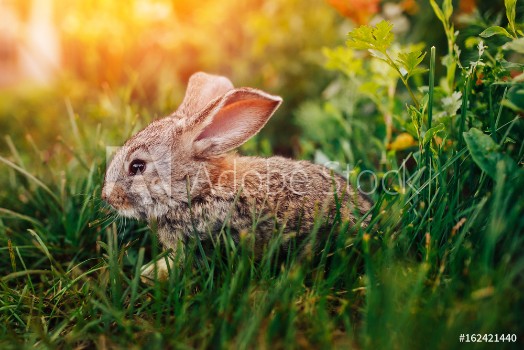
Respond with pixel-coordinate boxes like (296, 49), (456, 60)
(188, 88), (282, 157)
(176, 72), (234, 117)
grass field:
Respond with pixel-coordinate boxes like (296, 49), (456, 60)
(1, 1), (524, 349)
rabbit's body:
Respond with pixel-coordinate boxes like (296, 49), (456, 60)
(103, 72), (372, 266)
(155, 154), (371, 255)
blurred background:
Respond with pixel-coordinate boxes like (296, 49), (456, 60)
(0, 0), (508, 158)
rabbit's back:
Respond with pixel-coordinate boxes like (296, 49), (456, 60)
(156, 155), (372, 252)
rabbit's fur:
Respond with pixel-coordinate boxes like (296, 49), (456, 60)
(103, 72), (372, 271)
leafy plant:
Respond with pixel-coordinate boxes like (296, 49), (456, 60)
(464, 127), (520, 180)
(346, 20), (427, 108)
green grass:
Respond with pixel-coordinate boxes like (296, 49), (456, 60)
(1, 82), (523, 349)
(1, 4), (524, 349)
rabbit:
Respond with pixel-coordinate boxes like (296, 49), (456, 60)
(102, 72), (373, 280)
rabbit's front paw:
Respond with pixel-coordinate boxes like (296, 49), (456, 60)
(140, 255), (174, 284)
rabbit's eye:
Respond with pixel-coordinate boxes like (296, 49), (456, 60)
(129, 159), (146, 176)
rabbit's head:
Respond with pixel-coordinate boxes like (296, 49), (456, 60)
(102, 72), (282, 220)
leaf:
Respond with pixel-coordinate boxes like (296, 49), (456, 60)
(503, 85), (524, 112)
(429, 0), (446, 25)
(346, 20), (394, 53)
(442, 0), (454, 22)
(374, 21), (394, 51)
(346, 24), (375, 50)
(408, 105), (422, 133)
(323, 46), (363, 77)
(463, 128), (519, 180)
(422, 124), (445, 146)
(396, 51), (428, 78)
(504, 37), (524, 54)
(505, 0), (517, 36)
(430, 0), (453, 27)
(480, 26), (513, 39)
(502, 99), (524, 112)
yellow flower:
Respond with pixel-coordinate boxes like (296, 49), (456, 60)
(388, 132), (417, 151)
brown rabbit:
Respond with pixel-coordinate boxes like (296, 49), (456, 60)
(102, 72), (372, 278)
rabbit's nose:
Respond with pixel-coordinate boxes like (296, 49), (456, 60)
(102, 183), (128, 208)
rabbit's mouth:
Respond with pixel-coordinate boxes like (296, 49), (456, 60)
(102, 182), (139, 218)
(105, 198), (140, 219)
(115, 200), (170, 222)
